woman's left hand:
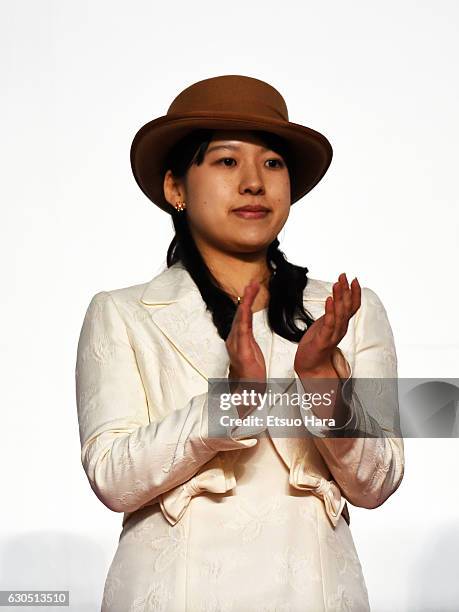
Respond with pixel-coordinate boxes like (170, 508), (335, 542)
(294, 273), (361, 376)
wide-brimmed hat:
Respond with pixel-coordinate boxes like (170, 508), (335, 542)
(130, 74), (333, 214)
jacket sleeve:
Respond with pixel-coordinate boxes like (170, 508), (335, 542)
(75, 291), (258, 514)
(296, 286), (404, 509)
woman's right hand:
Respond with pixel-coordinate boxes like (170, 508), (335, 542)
(225, 279), (267, 417)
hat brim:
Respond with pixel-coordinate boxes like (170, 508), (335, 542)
(130, 112), (333, 214)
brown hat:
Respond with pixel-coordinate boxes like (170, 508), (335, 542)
(130, 75), (333, 214)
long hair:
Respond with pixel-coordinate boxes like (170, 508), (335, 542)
(162, 129), (316, 342)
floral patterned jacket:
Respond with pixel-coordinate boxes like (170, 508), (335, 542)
(75, 261), (404, 531)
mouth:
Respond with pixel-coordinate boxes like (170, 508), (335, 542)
(232, 205), (270, 219)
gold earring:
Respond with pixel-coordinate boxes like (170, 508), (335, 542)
(175, 200), (186, 212)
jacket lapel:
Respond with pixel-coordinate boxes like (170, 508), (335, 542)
(139, 262), (232, 380)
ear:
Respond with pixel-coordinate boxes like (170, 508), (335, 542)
(163, 169), (185, 210)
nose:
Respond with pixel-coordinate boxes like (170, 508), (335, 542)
(239, 162), (265, 196)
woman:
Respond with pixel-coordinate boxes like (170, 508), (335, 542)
(75, 75), (404, 611)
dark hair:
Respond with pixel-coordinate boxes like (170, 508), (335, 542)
(163, 129), (316, 342)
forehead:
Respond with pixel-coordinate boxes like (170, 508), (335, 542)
(209, 129), (274, 149)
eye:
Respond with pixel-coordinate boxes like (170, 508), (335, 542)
(217, 157), (236, 167)
(216, 157), (285, 168)
(266, 158), (285, 168)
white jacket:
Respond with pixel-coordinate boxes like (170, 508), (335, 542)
(75, 261), (404, 531)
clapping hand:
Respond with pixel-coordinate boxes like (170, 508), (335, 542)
(226, 279), (267, 417)
(226, 279), (267, 384)
(294, 273), (361, 377)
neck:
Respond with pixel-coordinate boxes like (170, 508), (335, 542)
(197, 244), (271, 305)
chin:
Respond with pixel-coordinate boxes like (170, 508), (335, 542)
(229, 238), (273, 252)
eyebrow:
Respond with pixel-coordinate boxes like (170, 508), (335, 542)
(206, 143), (270, 155)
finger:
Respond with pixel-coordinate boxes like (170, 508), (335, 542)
(350, 277), (361, 315)
(232, 278), (267, 376)
(232, 279), (255, 323)
(236, 280), (259, 338)
(228, 280), (258, 358)
(321, 295), (335, 341)
(339, 273), (352, 315)
(332, 280), (346, 336)
(336, 273), (353, 337)
(238, 281), (267, 368)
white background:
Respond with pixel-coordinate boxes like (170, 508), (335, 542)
(1, 1), (458, 610)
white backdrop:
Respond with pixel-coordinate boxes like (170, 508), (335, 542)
(1, 1), (458, 610)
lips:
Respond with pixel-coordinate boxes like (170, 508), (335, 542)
(233, 206), (269, 212)
(232, 207), (270, 219)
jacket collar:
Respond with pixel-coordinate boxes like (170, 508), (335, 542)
(140, 260), (331, 305)
(140, 261), (201, 305)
